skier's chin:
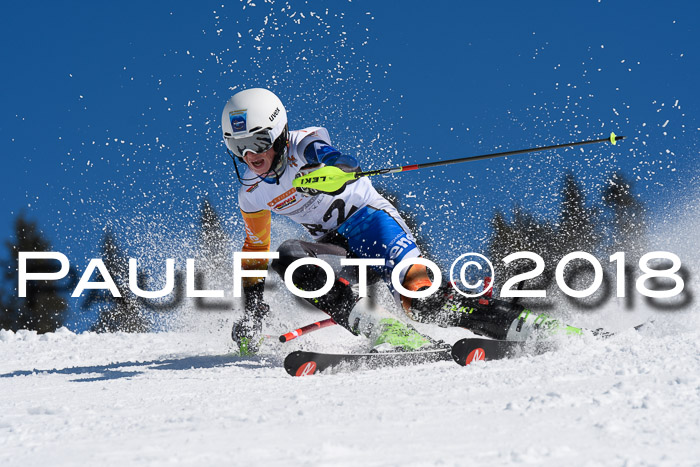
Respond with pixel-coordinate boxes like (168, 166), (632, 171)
(253, 167), (273, 177)
(248, 161), (272, 176)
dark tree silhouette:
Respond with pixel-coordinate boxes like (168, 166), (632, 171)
(602, 172), (646, 258)
(199, 198), (233, 269)
(488, 173), (606, 299)
(0, 214), (72, 333)
(487, 171), (647, 309)
(557, 172), (600, 254)
(488, 206), (558, 296)
(193, 198), (234, 310)
(85, 230), (150, 333)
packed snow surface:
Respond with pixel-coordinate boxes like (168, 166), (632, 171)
(1, 314), (699, 467)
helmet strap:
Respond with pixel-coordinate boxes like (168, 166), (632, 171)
(226, 147), (264, 186)
(226, 147), (284, 186)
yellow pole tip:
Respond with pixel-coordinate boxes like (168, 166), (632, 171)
(610, 132), (617, 145)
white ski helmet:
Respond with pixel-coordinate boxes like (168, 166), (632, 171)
(221, 88), (289, 179)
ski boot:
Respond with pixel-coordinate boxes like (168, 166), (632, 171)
(231, 314), (266, 356)
(409, 283), (582, 341)
(233, 283), (270, 355)
(274, 260), (446, 351)
(348, 299), (448, 353)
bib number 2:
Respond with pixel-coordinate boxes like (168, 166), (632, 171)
(302, 199), (359, 236)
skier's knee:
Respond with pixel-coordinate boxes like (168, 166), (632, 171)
(271, 240), (309, 277)
(400, 263), (433, 311)
(272, 239), (328, 289)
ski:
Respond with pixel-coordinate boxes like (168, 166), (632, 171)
(285, 320), (653, 374)
(451, 321), (652, 366)
(284, 346), (452, 376)
(451, 338), (526, 366)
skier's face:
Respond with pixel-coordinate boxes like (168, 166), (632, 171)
(243, 146), (276, 176)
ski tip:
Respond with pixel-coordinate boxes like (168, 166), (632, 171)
(451, 339), (488, 366)
(466, 347), (486, 365)
(284, 351), (319, 377)
(454, 347), (486, 366)
(294, 361), (318, 377)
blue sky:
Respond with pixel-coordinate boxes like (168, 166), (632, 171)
(1, 1), (698, 326)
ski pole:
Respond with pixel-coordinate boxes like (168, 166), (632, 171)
(279, 318), (337, 343)
(293, 132), (625, 193)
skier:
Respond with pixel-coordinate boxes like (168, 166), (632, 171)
(221, 88), (542, 355)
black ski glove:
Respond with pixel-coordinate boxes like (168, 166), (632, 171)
(243, 282), (270, 321)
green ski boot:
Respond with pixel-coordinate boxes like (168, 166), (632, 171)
(347, 299), (446, 352)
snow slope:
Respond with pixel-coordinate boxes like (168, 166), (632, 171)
(1, 315), (699, 467)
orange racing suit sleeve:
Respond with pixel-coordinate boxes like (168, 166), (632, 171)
(240, 209), (272, 288)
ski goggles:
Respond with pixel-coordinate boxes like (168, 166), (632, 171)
(225, 130), (274, 159)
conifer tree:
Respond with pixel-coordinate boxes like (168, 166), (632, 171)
(557, 172), (600, 254)
(488, 206), (558, 296)
(87, 230), (150, 333)
(602, 172), (646, 258)
(193, 198), (234, 310)
(199, 198), (232, 269)
(487, 173), (601, 299)
(0, 214), (71, 333)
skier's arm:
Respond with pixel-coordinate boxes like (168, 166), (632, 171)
(297, 141), (360, 196)
(303, 141), (360, 172)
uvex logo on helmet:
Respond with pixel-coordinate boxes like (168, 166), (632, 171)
(269, 107), (280, 122)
